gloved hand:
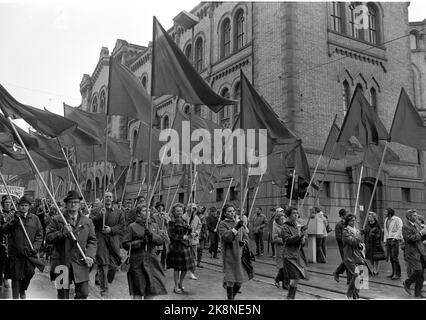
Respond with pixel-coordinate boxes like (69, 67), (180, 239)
(235, 220), (244, 230)
(62, 224), (73, 238)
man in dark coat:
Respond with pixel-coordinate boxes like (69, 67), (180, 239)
(402, 209), (426, 298)
(333, 208), (349, 284)
(126, 196), (146, 227)
(90, 191), (125, 298)
(1, 196), (43, 299)
(206, 207), (219, 259)
(46, 190), (97, 299)
(0, 195), (14, 288)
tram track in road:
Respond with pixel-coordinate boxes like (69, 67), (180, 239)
(200, 259), (372, 300)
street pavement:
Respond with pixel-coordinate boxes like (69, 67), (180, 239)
(0, 241), (423, 300)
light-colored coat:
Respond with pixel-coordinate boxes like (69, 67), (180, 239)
(218, 218), (249, 284)
(272, 221), (285, 269)
(182, 213), (202, 246)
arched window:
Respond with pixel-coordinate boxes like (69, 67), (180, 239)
(92, 96), (98, 113)
(195, 37), (203, 72)
(163, 115), (170, 129)
(132, 161), (137, 182)
(370, 87), (377, 113)
(99, 90), (106, 113)
(221, 18), (231, 58)
(331, 2), (343, 33)
(219, 88), (230, 127)
(185, 44), (192, 62)
(183, 105), (191, 115)
(235, 10), (245, 50)
(132, 129), (138, 154)
(367, 4), (378, 44)
(95, 177), (100, 191)
(349, 3), (364, 41)
(141, 76), (147, 89)
(138, 160), (144, 180)
(343, 80), (351, 113)
(410, 31), (419, 50)
(86, 180), (92, 192)
(233, 81), (241, 116)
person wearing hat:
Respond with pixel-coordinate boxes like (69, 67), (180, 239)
(89, 191), (125, 298)
(45, 190), (97, 299)
(182, 203), (201, 280)
(333, 208), (349, 283)
(152, 202), (170, 270)
(0, 195), (14, 288)
(1, 196), (43, 299)
(402, 209), (426, 298)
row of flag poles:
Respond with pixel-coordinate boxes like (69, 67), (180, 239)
(0, 16), (424, 233)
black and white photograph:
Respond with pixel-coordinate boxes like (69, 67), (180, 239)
(0, 0), (426, 306)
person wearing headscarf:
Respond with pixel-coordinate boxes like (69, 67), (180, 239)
(271, 208), (289, 289)
(363, 211), (385, 276)
(342, 214), (367, 299)
(402, 209), (426, 298)
(218, 204), (249, 300)
(280, 206), (307, 300)
(122, 204), (167, 299)
(166, 203), (195, 294)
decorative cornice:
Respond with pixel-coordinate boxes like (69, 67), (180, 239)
(91, 57), (110, 85)
(130, 49), (151, 72)
(211, 57), (250, 83)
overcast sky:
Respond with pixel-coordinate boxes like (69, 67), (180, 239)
(0, 0), (425, 129)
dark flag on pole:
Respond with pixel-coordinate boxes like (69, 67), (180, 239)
(0, 84), (77, 137)
(107, 57), (152, 123)
(322, 116), (353, 160)
(337, 86), (389, 148)
(390, 88), (426, 150)
(152, 17), (236, 112)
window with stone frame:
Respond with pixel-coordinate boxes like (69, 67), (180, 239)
(331, 2), (344, 33)
(195, 37), (203, 72)
(92, 96), (98, 113)
(370, 87), (378, 113)
(99, 90), (106, 113)
(163, 115), (170, 129)
(367, 4), (378, 44)
(221, 18), (231, 58)
(235, 10), (245, 50)
(185, 44), (192, 63)
(349, 3), (364, 41)
(219, 88), (231, 128)
(343, 80), (351, 114)
(141, 76), (147, 89)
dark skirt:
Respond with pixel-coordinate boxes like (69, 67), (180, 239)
(127, 252), (167, 297)
(166, 241), (195, 271)
(283, 258), (306, 280)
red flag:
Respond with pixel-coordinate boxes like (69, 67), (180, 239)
(337, 86), (389, 148)
(390, 88), (426, 150)
(74, 138), (130, 166)
(152, 17), (236, 112)
(132, 121), (162, 161)
(107, 57), (152, 123)
(0, 84), (77, 137)
(322, 116), (354, 160)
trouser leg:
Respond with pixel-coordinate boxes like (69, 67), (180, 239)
(11, 280), (20, 299)
(99, 265), (109, 295)
(57, 289), (70, 299)
(74, 281), (89, 299)
(259, 231), (264, 253)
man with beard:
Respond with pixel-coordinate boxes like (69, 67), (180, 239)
(90, 192), (125, 298)
(1, 196), (43, 299)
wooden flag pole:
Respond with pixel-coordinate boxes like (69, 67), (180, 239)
(164, 164), (175, 212)
(103, 119), (109, 206)
(354, 165), (364, 220)
(288, 169), (296, 206)
(167, 186), (179, 215)
(186, 171), (198, 208)
(133, 177), (146, 209)
(364, 141), (389, 230)
(111, 166), (118, 205)
(247, 173), (264, 221)
(57, 139), (91, 216)
(120, 156), (133, 208)
(214, 177), (234, 232)
(6, 116), (87, 259)
(0, 169), (34, 250)
(241, 150), (254, 216)
(298, 154), (322, 212)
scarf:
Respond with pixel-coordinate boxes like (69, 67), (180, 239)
(347, 225), (360, 238)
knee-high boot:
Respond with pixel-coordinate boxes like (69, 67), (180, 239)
(287, 286), (297, 300)
(226, 286), (234, 300)
(233, 283), (241, 299)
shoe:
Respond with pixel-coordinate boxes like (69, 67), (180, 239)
(190, 273), (198, 280)
(386, 274), (394, 279)
(179, 284), (185, 292)
(197, 264), (204, 268)
(403, 280), (412, 296)
(226, 286), (234, 300)
(173, 287), (183, 294)
(19, 292), (26, 299)
(333, 271), (340, 283)
(391, 275), (401, 280)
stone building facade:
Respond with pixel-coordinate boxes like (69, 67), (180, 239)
(73, 2), (425, 229)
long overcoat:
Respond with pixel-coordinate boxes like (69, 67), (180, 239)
(218, 217), (249, 284)
(272, 221), (285, 269)
(342, 227), (365, 276)
(46, 211), (97, 283)
(280, 221), (307, 279)
(90, 207), (124, 267)
(402, 222), (426, 271)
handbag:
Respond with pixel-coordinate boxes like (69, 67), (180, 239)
(120, 244), (131, 272)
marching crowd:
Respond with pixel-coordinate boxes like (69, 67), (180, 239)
(0, 190), (426, 300)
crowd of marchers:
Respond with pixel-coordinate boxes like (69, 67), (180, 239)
(0, 192), (425, 300)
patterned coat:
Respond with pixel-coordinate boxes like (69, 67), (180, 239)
(0, 209), (14, 259)
(1, 211), (43, 281)
(166, 217), (194, 271)
(402, 221), (426, 271)
(218, 218), (249, 284)
(122, 218), (167, 296)
(364, 222), (383, 261)
(90, 207), (125, 267)
(182, 212), (202, 246)
(46, 211), (97, 283)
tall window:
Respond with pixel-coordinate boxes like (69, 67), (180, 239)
(331, 2), (343, 33)
(370, 88), (377, 113)
(185, 44), (192, 62)
(162, 115), (170, 129)
(132, 130), (138, 155)
(343, 80), (350, 113)
(233, 81), (241, 124)
(221, 19), (231, 58)
(132, 161), (137, 182)
(99, 90), (106, 113)
(141, 76), (147, 89)
(138, 160), (144, 180)
(92, 96), (98, 113)
(410, 32), (419, 50)
(219, 88), (230, 128)
(349, 4), (364, 40)
(235, 10), (245, 50)
(367, 5), (378, 44)
(195, 37), (203, 72)
(183, 105), (191, 115)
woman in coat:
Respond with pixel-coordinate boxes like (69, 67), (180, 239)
(342, 213), (366, 299)
(272, 210), (289, 289)
(363, 212), (384, 276)
(122, 204), (167, 299)
(218, 204), (249, 300)
(280, 206), (307, 300)
(166, 203), (195, 294)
